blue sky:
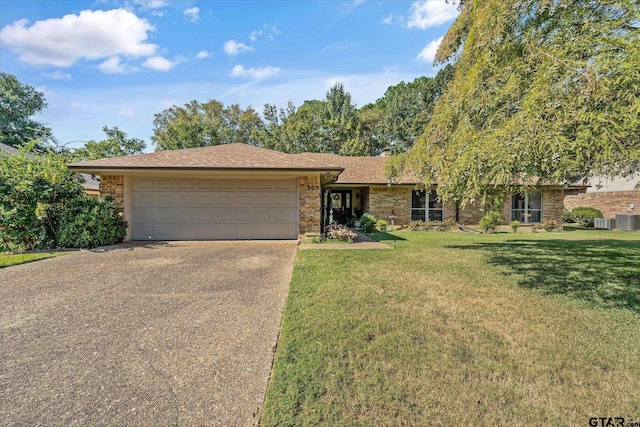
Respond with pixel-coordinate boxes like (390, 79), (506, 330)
(0, 0), (458, 150)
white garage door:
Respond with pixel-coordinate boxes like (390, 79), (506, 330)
(130, 177), (298, 240)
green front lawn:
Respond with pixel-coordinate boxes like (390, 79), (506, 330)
(261, 230), (640, 425)
(0, 251), (65, 268)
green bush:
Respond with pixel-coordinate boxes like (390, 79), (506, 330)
(510, 220), (520, 233)
(57, 196), (127, 249)
(562, 210), (575, 223)
(571, 206), (603, 227)
(0, 147), (84, 250)
(479, 211), (502, 233)
(360, 214), (377, 233)
(376, 219), (388, 232)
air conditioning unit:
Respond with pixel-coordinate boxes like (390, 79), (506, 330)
(594, 218), (616, 230)
(615, 214), (640, 231)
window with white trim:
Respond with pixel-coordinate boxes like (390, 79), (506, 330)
(511, 191), (542, 223)
(411, 190), (444, 221)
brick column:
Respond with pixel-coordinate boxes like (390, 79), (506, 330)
(98, 175), (124, 212)
(299, 176), (322, 236)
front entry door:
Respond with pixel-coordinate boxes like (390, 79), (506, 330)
(330, 190), (352, 225)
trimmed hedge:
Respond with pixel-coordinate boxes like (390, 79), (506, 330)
(571, 206), (603, 227)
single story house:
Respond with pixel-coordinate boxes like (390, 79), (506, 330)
(69, 143), (566, 241)
(565, 174), (640, 218)
(1, 142), (100, 197)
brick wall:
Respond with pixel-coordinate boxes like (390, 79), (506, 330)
(444, 188), (565, 225)
(542, 188), (564, 223)
(368, 186), (411, 225)
(99, 175), (124, 212)
(299, 176), (322, 235)
(565, 191), (640, 218)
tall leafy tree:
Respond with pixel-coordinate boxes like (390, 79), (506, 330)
(396, 0), (640, 204)
(0, 73), (52, 148)
(151, 100), (265, 151)
(374, 65), (454, 152)
(72, 126), (146, 160)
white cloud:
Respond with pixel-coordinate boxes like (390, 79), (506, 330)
(99, 56), (128, 74)
(417, 36), (443, 64)
(249, 29), (262, 42)
(184, 7), (199, 22)
(118, 108), (134, 116)
(231, 65), (280, 80)
(150, 10), (166, 17)
(195, 50), (211, 59)
(224, 40), (253, 56)
(134, 0), (167, 9)
(142, 55), (175, 71)
(408, 0), (459, 29)
(43, 70), (71, 80)
(0, 9), (157, 67)
(382, 13), (394, 24)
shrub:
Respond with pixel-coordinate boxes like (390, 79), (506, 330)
(562, 210), (575, 223)
(479, 211), (502, 233)
(409, 220), (425, 231)
(360, 213), (377, 233)
(431, 219), (454, 231)
(571, 206), (603, 227)
(57, 196), (127, 248)
(376, 219), (388, 232)
(0, 147), (84, 250)
(325, 223), (357, 242)
(510, 220), (520, 233)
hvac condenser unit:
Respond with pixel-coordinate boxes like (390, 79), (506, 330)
(615, 214), (640, 231)
(594, 218), (616, 230)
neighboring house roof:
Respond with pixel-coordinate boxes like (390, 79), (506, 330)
(292, 153), (420, 185)
(0, 142), (99, 192)
(69, 143), (344, 173)
(583, 173), (640, 193)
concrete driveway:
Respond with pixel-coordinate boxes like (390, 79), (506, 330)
(0, 241), (297, 426)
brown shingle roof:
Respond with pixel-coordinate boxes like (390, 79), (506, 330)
(292, 153), (420, 185)
(69, 143), (344, 172)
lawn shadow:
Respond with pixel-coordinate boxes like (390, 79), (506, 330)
(447, 238), (640, 313)
(364, 231), (407, 241)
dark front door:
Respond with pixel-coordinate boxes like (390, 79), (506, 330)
(330, 190), (352, 225)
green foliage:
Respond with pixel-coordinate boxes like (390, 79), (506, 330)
(510, 220), (520, 233)
(72, 126), (146, 160)
(399, 0), (640, 205)
(152, 99), (265, 150)
(479, 211), (502, 233)
(58, 197), (127, 248)
(370, 65), (455, 153)
(571, 206), (603, 227)
(0, 146), (84, 250)
(409, 220), (425, 231)
(0, 73), (52, 148)
(0, 147), (126, 250)
(563, 210), (575, 223)
(360, 213), (377, 233)
(375, 219), (388, 232)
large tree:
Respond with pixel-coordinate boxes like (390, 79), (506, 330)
(374, 65), (454, 153)
(151, 100), (265, 151)
(72, 126), (146, 160)
(0, 73), (52, 148)
(396, 0), (640, 205)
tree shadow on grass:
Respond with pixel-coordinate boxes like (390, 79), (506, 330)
(447, 239), (640, 313)
(364, 231), (407, 241)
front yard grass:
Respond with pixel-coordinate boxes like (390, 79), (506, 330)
(0, 251), (65, 268)
(261, 230), (640, 426)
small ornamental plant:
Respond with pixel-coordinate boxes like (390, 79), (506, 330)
(510, 220), (520, 233)
(479, 211), (502, 233)
(325, 224), (357, 243)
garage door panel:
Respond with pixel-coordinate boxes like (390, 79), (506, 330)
(131, 177), (298, 240)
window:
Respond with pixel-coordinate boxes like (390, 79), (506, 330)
(411, 190), (444, 221)
(511, 191), (542, 223)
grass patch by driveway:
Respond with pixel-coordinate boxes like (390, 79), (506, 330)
(261, 230), (640, 426)
(0, 251), (64, 267)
